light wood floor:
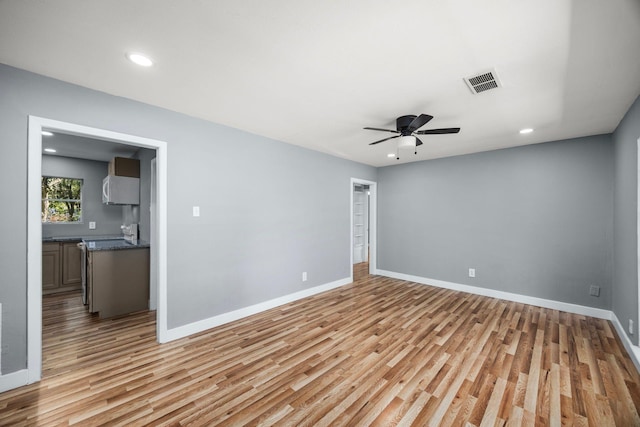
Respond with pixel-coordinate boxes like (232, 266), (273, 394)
(2, 267), (640, 426)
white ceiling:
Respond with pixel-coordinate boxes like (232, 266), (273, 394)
(1, 0), (639, 166)
(41, 132), (141, 162)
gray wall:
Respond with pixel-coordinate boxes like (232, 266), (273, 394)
(377, 135), (614, 309)
(0, 64), (376, 374)
(613, 95), (640, 344)
(42, 155), (125, 238)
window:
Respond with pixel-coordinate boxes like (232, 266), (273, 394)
(41, 176), (83, 223)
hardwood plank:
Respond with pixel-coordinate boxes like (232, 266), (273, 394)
(549, 363), (562, 427)
(479, 376), (508, 427)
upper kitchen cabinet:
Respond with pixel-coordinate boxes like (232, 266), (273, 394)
(108, 157), (140, 178)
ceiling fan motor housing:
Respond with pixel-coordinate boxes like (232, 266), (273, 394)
(397, 115), (418, 135)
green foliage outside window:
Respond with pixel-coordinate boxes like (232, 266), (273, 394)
(42, 177), (82, 223)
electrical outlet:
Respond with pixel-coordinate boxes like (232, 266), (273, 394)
(302, 272), (307, 282)
(589, 285), (600, 297)
(89, 221), (96, 230)
(468, 268), (476, 278)
(193, 206), (200, 217)
(630, 319), (634, 335)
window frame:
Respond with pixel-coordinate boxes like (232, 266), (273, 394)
(41, 176), (84, 224)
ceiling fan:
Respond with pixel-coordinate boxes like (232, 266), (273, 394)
(364, 114), (460, 158)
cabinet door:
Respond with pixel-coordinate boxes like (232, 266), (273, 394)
(42, 244), (61, 290)
(62, 242), (82, 287)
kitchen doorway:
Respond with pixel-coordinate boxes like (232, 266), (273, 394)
(27, 117), (168, 384)
(350, 178), (377, 282)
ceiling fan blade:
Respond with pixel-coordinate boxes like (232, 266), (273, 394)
(406, 114), (433, 132)
(369, 135), (401, 145)
(415, 137), (424, 146)
(415, 127), (461, 135)
(363, 127), (400, 134)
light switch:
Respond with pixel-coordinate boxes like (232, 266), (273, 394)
(193, 206), (200, 217)
(89, 221), (96, 229)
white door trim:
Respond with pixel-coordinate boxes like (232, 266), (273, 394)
(27, 116), (169, 385)
(637, 136), (640, 350)
(350, 178), (377, 282)
(150, 158), (158, 311)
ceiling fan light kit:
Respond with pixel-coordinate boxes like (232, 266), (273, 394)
(395, 135), (419, 159)
(364, 113), (460, 159)
(397, 135), (417, 148)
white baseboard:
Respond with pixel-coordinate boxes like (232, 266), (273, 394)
(164, 277), (352, 342)
(0, 369), (28, 394)
(376, 269), (611, 319)
(376, 269), (640, 370)
(609, 313), (640, 372)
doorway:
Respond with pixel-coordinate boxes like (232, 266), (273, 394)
(351, 178), (377, 282)
(27, 116), (168, 384)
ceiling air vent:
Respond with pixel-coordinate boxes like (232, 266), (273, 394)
(464, 69), (502, 94)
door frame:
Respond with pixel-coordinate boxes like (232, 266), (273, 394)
(150, 158), (158, 311)
(27, 116), (169, 384)
(637, 136), (640, 349)
(350, 178), (377, 281)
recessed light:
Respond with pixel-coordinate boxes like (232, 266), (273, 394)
(387, 153), (395, 158)
(41, 131), (53, 136)
(44, 148), (56, 153)
(519, 128), (534, 134)
(126, 52), (153, 67)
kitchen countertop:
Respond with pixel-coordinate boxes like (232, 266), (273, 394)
(42, 236), (149, 251)
(83, 238), (150, 251)
(43, 235), (122, 243)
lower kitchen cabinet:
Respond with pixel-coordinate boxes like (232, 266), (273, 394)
(42, 243), (61, 290)
(61, 242), (82, 286)
(42, 241), (82, 294)
(88, 248), (149, 318)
